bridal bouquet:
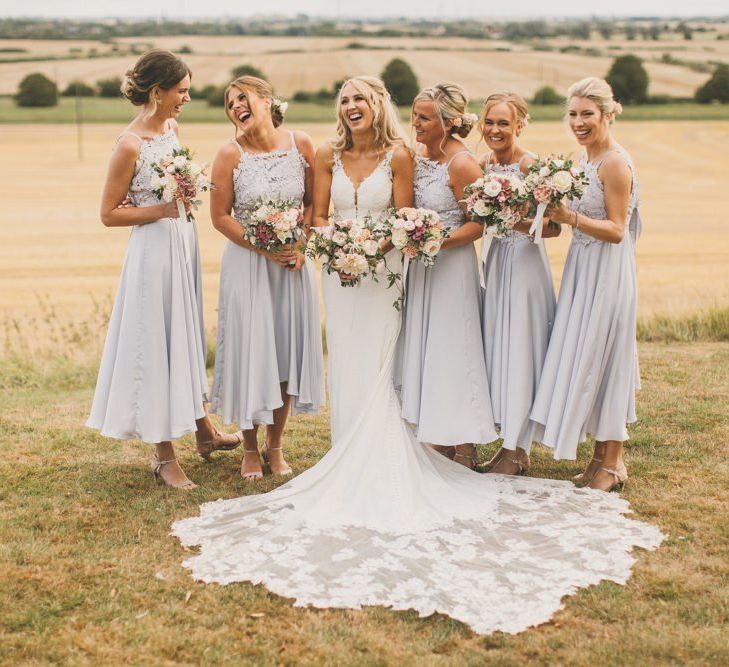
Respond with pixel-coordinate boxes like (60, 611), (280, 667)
(243, 199), (304, 252)
(306, 217), (388, 287)
(462, 172), (529, 238)
(386, 207), (447, 267)
(150, 147), (211, 221)
(524, 155), (589, 243)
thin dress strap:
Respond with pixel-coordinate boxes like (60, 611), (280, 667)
(231, 139), (245, 156)
(289, 131), (298, 154)
(381, 147), (396, 168)
(517, 151), (537, 166)
(446, 150), (471, 169)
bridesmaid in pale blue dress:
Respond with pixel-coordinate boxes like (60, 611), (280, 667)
(87, 50), (241, 490)
(531, 77), (641, 492)
(477, 93), (560, 476)
(395, 82), (498, 469)
(209, 76), (325, 481)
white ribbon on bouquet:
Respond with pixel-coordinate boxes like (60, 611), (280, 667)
(528, 202), (547, 246)
(175, 199), (192, 265)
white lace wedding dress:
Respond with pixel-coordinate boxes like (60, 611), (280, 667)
(172, 150), (663, 635)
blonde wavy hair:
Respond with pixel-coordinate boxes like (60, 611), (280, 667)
(566, 77), (623, 123)
(477, 92), (530, 138)
(331, 76), (406, 153)
(412, 82), (476, 139)
(223, 75), (285, 131)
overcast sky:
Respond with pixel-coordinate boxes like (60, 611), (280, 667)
(2, 0), (727, 19)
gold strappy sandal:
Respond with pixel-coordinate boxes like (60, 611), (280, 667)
(196, 429), (243, 462)
(151, 454), (197, 490)
(261, 445), (293, 477)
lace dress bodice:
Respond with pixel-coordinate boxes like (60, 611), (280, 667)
(414, 156), (466, 231)
(485, 156), (533, 245)
(127, 128), (181, 209)
(232, 133), (307, 221)
(330, 149), (394, 221)
(568, 151), (641, 247)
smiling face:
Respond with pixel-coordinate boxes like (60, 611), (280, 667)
(339, 82), (374, 134)
(226, 86), (272, 133)
(568, 96), (609, 147)
(412, 99), (446, 148)
(482, 101), (519, 153)
(155, 74), (191, 118)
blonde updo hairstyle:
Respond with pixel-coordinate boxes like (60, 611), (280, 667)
(121, 48), (191, 107)
(566, 77), (623, 124)
(478, 92), (530, 139)
(331, 76), (406, 153)
(412, 82), (476, 139)
(224, 75), (285, 131)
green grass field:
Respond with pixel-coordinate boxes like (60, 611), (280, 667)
(1, 332), (728, 664)
(1, 96), (728, 124)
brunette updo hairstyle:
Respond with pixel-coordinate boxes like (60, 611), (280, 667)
(413, 82), (476, 138)
(121, 49), (191, 106)
(566, 77), (623, 123)
(224, 76), (284, 129)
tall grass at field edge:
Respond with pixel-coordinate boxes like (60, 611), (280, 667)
(637, 306), (729, 342)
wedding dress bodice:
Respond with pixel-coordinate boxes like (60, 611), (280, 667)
(330, 149), (394, 221)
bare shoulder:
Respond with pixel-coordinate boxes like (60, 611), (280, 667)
(600, 151), (633, 186)
(292, 130), (314, 152)
(519, 152), (537, 173)
(112, 133), (141, 162)
(390, 144), (413, 167)
(213, 140), (241, 169)
(448, 150), (480, 180)
(314, 143), (335, 169)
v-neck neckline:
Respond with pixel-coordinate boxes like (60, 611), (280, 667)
(338, 152), (389, 194)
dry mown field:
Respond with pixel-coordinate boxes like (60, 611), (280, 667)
(0, 34), (716, 98)
(1, 119), (727, 347)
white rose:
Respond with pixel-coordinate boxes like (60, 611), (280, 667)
(150, 173), (165, 189)
(570, 166), (582, 177)
(482, 179), (502, 198)
(552, 159), (565, 169)
(430, 226), (443, 239)
(403, 220), (415, 231)
(332, 231), (347, 246)
(472, 200), (493, 217)
(551, 170), (573, 194)
(362, 239), (379, 256)
(173, 155), (187, 168)
(423, 238), (441, 257)
(391, 227), (409, 249)
(165, 164), (176, 174)
(320, 253), (330, 265)
(539, 166), (550, 178)
(189, 162), (202, 177)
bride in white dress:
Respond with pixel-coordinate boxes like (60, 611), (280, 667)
(172, 77), (663, 635)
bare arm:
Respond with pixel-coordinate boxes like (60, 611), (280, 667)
(441, 152), (485, 250)
(209, 143), (296, 266)
(547, 154), (632, 244)
(391, 145), (414, 210)
(312, 145), (334, 228)
(294, 131), (316, 238)
(99, 135), (177, 227)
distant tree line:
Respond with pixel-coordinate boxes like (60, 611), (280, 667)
(0, 17), (724, 42)
(13, 57), (729, 108)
